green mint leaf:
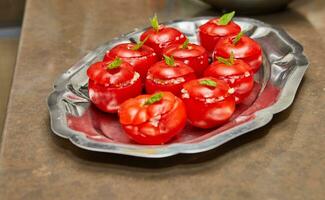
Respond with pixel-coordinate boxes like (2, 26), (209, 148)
(163, 55), (175, 66)
(107, 57), (122, 69)
(199, 79), (217, 87)
(217, 56), (231, 65)
(217, 11), (235, 25)
(132, 36), (149, 51)
(144, 93), (163, 105)
(150, 14), (159, 32)
(217, 52), (235, 66)
(229, 51), (235, 64)
(233, 31), (244, 45)
(182, 38), (190, 49)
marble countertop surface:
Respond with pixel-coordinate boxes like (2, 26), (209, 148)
(0, 0), (324, 199)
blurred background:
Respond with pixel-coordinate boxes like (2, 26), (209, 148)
(0, 0), (25, 134)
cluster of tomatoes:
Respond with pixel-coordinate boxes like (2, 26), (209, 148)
(87, 12), (262, 145)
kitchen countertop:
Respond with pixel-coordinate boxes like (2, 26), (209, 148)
(0, 0), (324, 199)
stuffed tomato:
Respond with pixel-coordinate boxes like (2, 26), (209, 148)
(199, 11), (241, 54)
(87, 58), (142, 113)
(140, 14), (186, 58)
(103, 38), (158, 80)
(145, 55), (196, 96)
(163, 39), (209, 76)
(181, 77), (236, 129)
(204, 54), (254, 104)
(118, 92), (187, 145)
(213, 32), (262, 73)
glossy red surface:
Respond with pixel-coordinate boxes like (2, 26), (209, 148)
(145, 60), (196, 96)
(103, 43), (158, 80)
(87, 60), (142, 113)
(199, 19), (241, 54)
(140, 25), (186, 58)
(118, 92), (187, 145)
(213, 35), (263, 73)
(163, 43), (209, 76)
(87, 61), (134, 86)
(181, 78), (236, 128)
(204, 59), (254, 104)
(88, 79), (142, 113)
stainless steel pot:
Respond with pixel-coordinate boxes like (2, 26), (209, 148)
(200, 0), (293, 14)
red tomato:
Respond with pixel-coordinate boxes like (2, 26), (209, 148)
(103, 42), (158, 80)
(118, 92), (187, 145)
(204, 57), (254, 104)
(145, 55), (196, 97)
(199, 12), (241, 54)
(181, 77), (236, 129)
(140, 15), (186, 58)
(163, 39), (209, 76)
(213, 33), (262, 73)
(87, 58), (142, 113)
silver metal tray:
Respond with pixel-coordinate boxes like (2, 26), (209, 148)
(47, 17), (308, 158)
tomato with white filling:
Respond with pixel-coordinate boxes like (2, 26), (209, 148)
(119, 92), (187, 144)
(145, 55), (196, 96)
(87, 57), (142, 113)
(181, 77), (236, 128)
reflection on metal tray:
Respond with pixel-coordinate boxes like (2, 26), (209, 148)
(47, 17), (308, 158)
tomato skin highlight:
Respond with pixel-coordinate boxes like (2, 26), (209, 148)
(204, 59), (254, 104)
(87, 61), (142, 113)
(199, 19), (241, 54)
(145, 60), (196, 97)
(181, 78), (236, 129)
(140, 25), (186, 58)
(163, 43), (209, 76)
(145, 73), (196, 97)
(182, 96), (235, 129)
(213, 35), (262, 73)
(118, 92), (187, 145)
(103, 43), (158, 80)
